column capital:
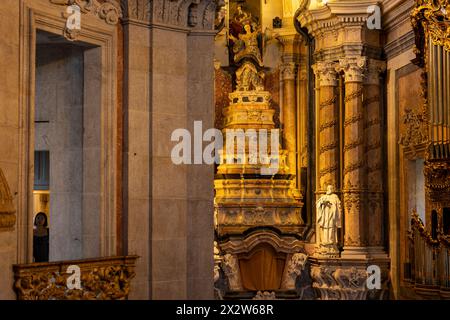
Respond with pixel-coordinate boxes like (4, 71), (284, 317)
(313, 61), (338, 87)
(276, 33), (304, 58)
(280, 62), (298, 81)
(365, 59), (387, 85)
(337, 57), (367, 83)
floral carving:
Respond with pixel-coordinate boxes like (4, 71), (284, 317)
(13, 256), (138, 300)
(399, 108), (428, 149)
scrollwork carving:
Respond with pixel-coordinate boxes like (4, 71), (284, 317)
(13, 256), (138, 300)
(50, 0), (122, 25)
(412, 0), (450, 65)
(399, 108), (428, 149)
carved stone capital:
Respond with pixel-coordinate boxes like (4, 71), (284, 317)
(313, 61), (338, 87)
(121, 0), (152, 23)
(152, 0), (219, 30)
(280, 62), (298, 81)
(337, 57), (367, 83)
(365, 60), (386, 85)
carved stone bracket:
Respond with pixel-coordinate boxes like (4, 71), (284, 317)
(281, 253), (308, 290)
(0, 168), (16, 230)
(221, 253), (243, 291)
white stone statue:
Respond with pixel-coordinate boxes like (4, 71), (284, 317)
(316, 185), (342, 256)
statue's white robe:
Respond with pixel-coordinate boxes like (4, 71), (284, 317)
(316, 194), (342, 246)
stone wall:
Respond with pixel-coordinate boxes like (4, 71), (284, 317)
(0, 0), (20, 300)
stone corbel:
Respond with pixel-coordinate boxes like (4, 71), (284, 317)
(280, 253), (308, 290)
(221, 254), (243, 291)
(0, 168), (16, 230)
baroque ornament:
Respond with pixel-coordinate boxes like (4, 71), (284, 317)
(50, 0), (122, 24)
(412, 0), (450, 64)
(50, 0), (122, 40)
(13, 256), (138, 300)
(281, 253), (308, 290)
(399, 108), (428, 149)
